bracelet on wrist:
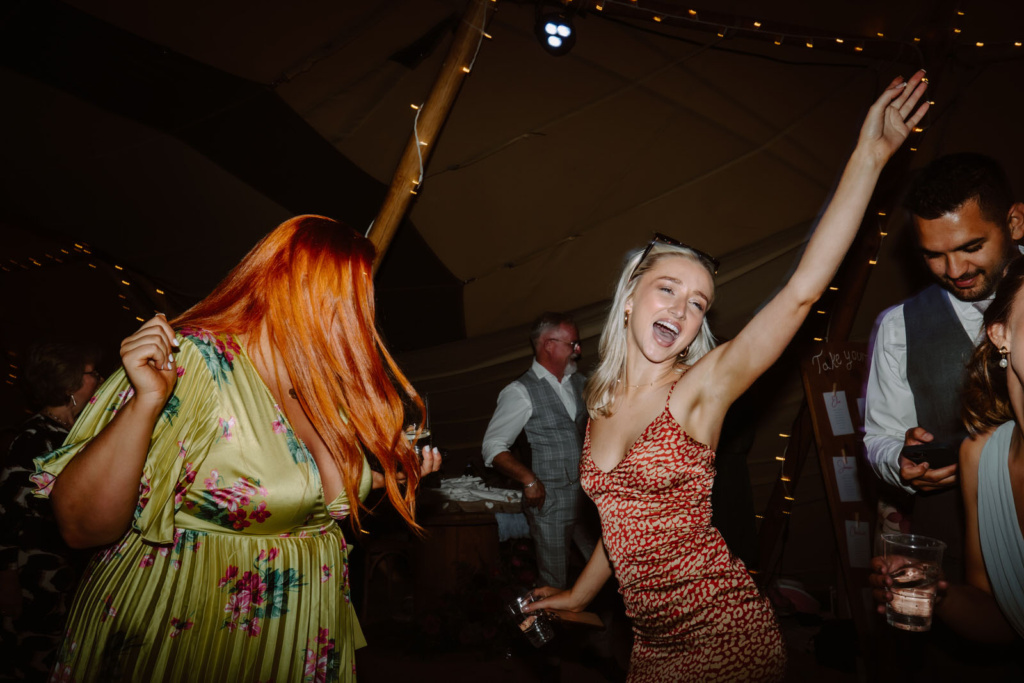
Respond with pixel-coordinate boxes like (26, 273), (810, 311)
(523, 479), (540, 489)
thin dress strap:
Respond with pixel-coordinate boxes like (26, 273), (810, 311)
(664, 374), (685, 409)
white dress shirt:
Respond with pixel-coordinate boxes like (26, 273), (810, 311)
(482, 360), (579, 467)
(863, 290), (990, 493)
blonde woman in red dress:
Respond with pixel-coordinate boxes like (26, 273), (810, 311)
(527, 72), (930, 682)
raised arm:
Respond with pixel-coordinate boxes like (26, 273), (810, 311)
(49, 315), (179, 548)
(695, 72), (929, 409)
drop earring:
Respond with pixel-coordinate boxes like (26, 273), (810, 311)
(999, 347), (1010, 369)
(624, 310), (630, 328)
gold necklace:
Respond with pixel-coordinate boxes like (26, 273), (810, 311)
(619, 367), (685, 389)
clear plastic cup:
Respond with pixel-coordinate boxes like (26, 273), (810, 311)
(505, 590), (555, 647)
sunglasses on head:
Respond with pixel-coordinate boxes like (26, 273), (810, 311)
(629, 233), (720, 281)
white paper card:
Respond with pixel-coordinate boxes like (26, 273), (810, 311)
(823, 390), (855, 436)
(846, 519), (872, 569)
(833, 456), (863, 502)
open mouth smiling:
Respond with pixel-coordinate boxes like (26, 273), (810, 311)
(652, 319), (680, 345)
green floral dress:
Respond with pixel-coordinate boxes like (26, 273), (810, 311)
(33, 329), (371, 683)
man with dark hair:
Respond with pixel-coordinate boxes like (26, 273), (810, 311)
(864, 152), (1024, 580)
(482, 312), (597, 588)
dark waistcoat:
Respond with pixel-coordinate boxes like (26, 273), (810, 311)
(517, 369), (588, 485)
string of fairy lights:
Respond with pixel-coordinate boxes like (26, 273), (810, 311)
(2, 242), (170, 387)
(406, 0), (496, 198)
(584, 2), (1024, 57)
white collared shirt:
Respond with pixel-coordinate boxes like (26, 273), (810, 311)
(481, 360), (578, 466)
(863, 290), (990, 492)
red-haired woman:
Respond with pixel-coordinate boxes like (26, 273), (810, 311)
(32, 216), (440, 682)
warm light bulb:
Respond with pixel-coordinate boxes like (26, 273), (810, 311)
(835, 38), (844, 43)
(753, 21), (762, 28)
(976, 42), (984, 47)
(653, 16), (662, 22)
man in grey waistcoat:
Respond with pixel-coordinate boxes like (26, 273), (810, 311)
(482, 312), (598, 589)
(864, 153), (1024, 581)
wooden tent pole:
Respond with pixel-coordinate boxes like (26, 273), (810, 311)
(369, 0), (493, 272)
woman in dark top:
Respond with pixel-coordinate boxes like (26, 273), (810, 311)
(0, 342), (100, 682)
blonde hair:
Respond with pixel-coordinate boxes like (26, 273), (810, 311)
(584, 244), (717, 418)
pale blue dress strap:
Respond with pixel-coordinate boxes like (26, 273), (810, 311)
(977, 420), (1024, 638)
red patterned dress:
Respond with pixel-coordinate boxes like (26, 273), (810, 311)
(581, 388), (785, 682)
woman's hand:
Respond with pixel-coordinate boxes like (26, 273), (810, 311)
(856, 70), (930, 166)
(524, 585), (584, 613)
(371, 446), (442, 489)
(418, 446), (442, 477)
(120, 314), (179, 409)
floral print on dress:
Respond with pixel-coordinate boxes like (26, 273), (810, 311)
(303, 628), (341, 683)
(107, 387), (135, 415)
(161, 395), (181, 425)
(168, 616), (194, 639)
(179, 328), (240, 388)
(196, 472), (273, 531)
(219, 549), (304, 636)
(174, 462), (199, 510)
(100, 595), (117, 623)
(218, 416), (237, 442)
(30, 443), (74, 498)
(272, 404), (313, 465)
(49, 634), (77, 683)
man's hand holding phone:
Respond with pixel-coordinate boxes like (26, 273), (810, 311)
(899, 427), (959, 492)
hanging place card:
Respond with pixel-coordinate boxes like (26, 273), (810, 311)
(823, 389), (855, 436)
(833, 452), (863, 502)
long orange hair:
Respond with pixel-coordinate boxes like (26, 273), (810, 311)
(173, 215), (423, 530)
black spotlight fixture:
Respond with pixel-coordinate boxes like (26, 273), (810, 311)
(535, 11), (576, 56)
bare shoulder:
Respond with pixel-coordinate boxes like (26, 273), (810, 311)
(960, 429), (994, 471)
(666, 357), (726, 447)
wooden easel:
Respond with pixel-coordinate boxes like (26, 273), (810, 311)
(798, 341), (880, 669)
